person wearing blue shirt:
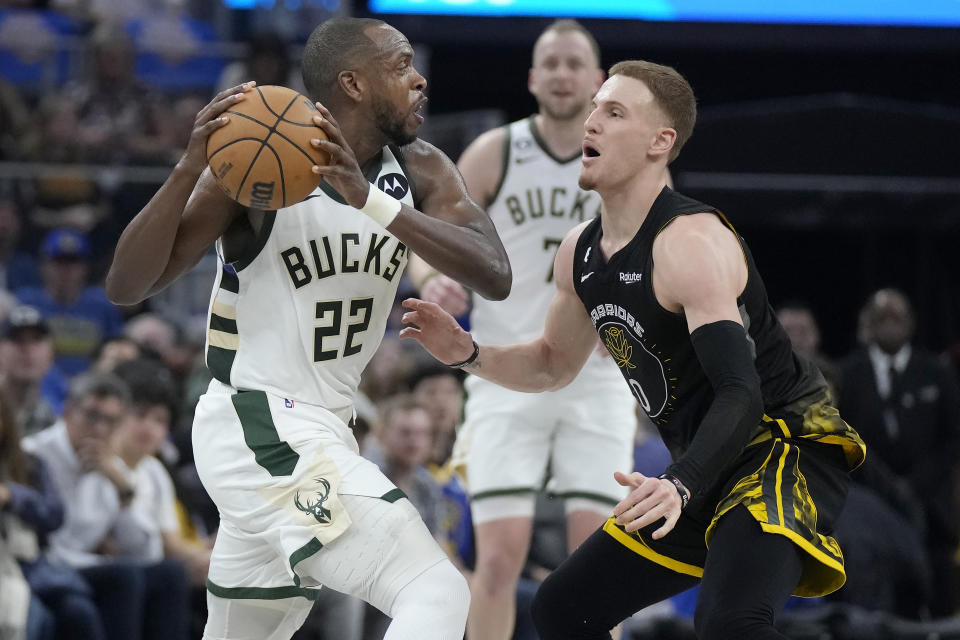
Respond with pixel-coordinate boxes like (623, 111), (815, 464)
(15, 228), (124, 377)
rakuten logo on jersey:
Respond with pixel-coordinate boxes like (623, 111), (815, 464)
(619, 272), (643, 284)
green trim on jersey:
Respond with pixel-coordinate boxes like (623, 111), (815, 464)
(471, 486), (537, 501)
(487, 124), (511, 205)
(206, 579), (320, 601)
(207, 346), (236, 385)
(528, 117), (582, 164)
(219, 267), (239, 293)
(231, 390), (300, 476)
(380, 488), (408, 503)
(388, 144), (417, 205)
(549, 490), (619, 507)
(318, 151), (386, 205)
(289, 537), (324, 587)
(209, 313), (238, 334)
(234, 210), (277, 272)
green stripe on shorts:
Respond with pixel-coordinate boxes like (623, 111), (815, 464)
(380, 488), (407, 503)
(289, 538), (324, 587)
(231, 390), (300, 476)
(206, 579), (320, 601)
(206, 345), (236, 385)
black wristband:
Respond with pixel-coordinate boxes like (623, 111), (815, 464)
(659, 474), (689, 510)
(446, 339), (479, 368)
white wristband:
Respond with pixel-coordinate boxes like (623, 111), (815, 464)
(360, 186), (401, 228)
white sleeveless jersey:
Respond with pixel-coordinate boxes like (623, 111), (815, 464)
(471, 117), (604, 344)
(204, 146), (414, 421)
(470, 117), (625, 385)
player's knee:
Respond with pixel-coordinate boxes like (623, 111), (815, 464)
(391, 560), (470, 624)
(474, 545), (527, 590)
(694, 601), (775, 640)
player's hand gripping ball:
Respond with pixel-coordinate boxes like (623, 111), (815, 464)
(206, 85), (330, 210)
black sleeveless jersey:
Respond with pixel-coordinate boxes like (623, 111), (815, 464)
(572, 187), (829, 462)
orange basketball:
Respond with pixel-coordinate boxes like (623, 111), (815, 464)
(206, 85), (330, 210)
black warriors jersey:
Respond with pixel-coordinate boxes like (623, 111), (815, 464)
(572, 187), (854, 464)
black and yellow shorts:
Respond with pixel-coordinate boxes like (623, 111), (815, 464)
(603, 401), (863, 598)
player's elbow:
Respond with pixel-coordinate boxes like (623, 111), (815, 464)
(105, 272), (146, 306)
(476, 259), (512, 301)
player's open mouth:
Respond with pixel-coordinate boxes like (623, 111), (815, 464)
(412, 98), (427, 123)
(583, 144), (601, 158)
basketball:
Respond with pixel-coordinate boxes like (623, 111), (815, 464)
(206, 85), (330, 210)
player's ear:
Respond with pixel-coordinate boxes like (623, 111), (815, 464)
(650, 127), (676, 159)
(338, 70), (365, 103)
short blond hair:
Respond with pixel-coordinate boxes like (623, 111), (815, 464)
(609, 60), (696, 162)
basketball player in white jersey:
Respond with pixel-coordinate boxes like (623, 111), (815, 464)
(408, 21), (648, 640)
(106, 18), (510, 640)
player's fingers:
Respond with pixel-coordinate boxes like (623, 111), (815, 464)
(627, 501), (669, 532)
(314, 103), (342, 130)
(199, 116), (230, 135)
(197, 91), (246, 125)
(651, 510), (681, 540)
(398, 327), (421, 341)
(401, 298), (424, 310)
(614, 470), (644, 487)
(312, 114), (346, 146)
(214, 81), (256, 103)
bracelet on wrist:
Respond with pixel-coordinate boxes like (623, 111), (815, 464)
(446, 339), (479, 368)
(658, 474), (689, 510)
(418, 269), (440, 290)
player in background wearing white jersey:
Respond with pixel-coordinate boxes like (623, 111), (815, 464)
(408, 21), (659, 640)
(106, 18), (509, 640)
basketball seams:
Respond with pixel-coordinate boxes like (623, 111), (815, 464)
(236, 93), (298, 207)
(207, 86), (323, 210)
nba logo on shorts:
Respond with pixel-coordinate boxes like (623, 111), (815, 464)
(284, 398), (294, 408)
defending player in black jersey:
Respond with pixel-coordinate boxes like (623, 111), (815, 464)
(400, 59), (865, 639)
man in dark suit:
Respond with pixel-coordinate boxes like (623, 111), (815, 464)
(840, 288), (960, 616)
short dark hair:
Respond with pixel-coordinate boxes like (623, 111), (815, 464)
(66, 371), (130, 408)
(608, 60), (696, 162)
(113, 358), (178, 424)
(302, 17), (385, 104)
(536, 19), (601, 67)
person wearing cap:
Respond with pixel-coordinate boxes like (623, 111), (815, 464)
(0, 305), (67, 436)
(14, 228), (123, 377)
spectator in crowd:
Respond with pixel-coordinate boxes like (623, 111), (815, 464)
(839, 288), (960, 616)
(777, 301), (841, 396)
(363, 394), (446, 640)
(0, 306), (65, 436)
(0, 391), (66, 640)
(110, 358), (210, 584)
(409, 364), (464, 468)
(16, 228), (124, 377)
(48, 22), (168, 164)
(0, 196), (40, 292)
(217, 31), (306, 95)
(90, 336), (141, 373)
(0, 77), (39, 161)
(22, 372), (189, 640)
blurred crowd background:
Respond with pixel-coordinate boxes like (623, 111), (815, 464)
(0, 0), (959, 639)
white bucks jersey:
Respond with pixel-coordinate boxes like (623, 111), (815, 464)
(205, 146), (414, 420)
(471, 118), (603, 345)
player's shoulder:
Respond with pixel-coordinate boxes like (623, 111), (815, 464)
(461, 125), (509, 161)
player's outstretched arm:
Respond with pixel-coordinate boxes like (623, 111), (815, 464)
(400, 224), (595, 392)
(106, 83), (257, 305)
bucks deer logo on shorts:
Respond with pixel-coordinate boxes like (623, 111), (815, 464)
(295, 477), (333, 524)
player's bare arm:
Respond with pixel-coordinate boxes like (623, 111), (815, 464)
(407, 126), (507, 312)
(657, 213), (763, 512)
(401, 222), (595, 391)
(613, 213), (756, 539)
(310, 106), (510, 301)
(106, 83), (257, 305)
